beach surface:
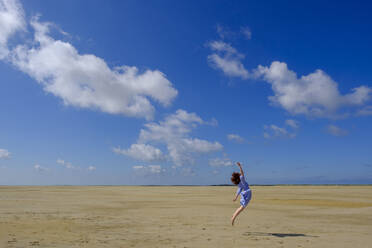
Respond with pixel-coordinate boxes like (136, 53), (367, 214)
(1, 185), (372, 247)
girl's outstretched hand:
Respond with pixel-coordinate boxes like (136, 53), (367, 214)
(236, 162), (245, 177)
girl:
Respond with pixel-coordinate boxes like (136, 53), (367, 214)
(230, 162), (252, 226)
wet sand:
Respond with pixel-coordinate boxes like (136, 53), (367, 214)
(1, 185), (372, 247)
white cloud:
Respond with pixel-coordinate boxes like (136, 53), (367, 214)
(139, 109), (222, 166)
(113, 143), (165, 162)
(181, 138), (222, 153)
(209, 40), (238, 54)
(1, 1), (177, 120)
(285, 119), (299, 129)
(327, 125), (348, 137)
(148, 165), (162, 174)
(264, 124), (289, 139)
(255, 61), (372, 118)
(209, 157), (233, 167)
(0, 0), (25, 59)
(56, 159), (65, 165)
(206, 117), (218, 126)
(34, 164), (48, 172)
(207, 29), (372, 118)
(207, 40), (249, 79)
(56, 159), (75, 169)
(264, 120), (299, 139)
(240, 26), (252, 40)
(357, 106), (372, 116)
(119, 109), (222, 166)
(216, 24), (251, 40)
(132, 164), (164, 175)
(0, 148), (10, 159)
(181, 167), (195, 176)
(227, 133), (245, 143)
(57, 158), (95, 171)
(216, 24), (236, 40)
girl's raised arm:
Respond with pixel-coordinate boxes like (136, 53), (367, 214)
(236, 162), (244, 177)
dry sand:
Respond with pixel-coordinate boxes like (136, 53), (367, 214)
(1, 185), (372, 248)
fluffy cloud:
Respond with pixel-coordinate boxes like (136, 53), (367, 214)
(113, 143), (165, 162)
(0, 0), (25, 58)
(34, 164), (48, 172)
(264, 125), (290, 139)
(0, 148), (10, 159)
(133, 165), (164, 175)
(216, 25), (236, 40)
(285, 119), (299, 129)
(216, 24), (252, 40)
(119, 109), (223, 166)
(57, 159), (75, 169)
(255, 62), (372, 118)
(227, 133), (245, 143)
(357, 106), (372, 116)
(209, 157), (233, 167)
(139, 110), (222, 166)
(1, 0), (177, 120)
(207, 40), (249, 79)
(207, 28), (372, 118)
(264, 119), (299, 139)
(57, 159), (96, 171)
(327, 125), (348, 137)
(240, 26), (252, 40)
(180, 167), (196, 176)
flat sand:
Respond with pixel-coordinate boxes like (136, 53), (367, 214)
(1, 186), (372, 248)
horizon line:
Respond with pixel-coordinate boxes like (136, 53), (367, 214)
(1, 184), (372, 187)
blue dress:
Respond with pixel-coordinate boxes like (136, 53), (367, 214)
(236, 175), (252, 207)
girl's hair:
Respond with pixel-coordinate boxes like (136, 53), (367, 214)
(231, 172), (241, 185)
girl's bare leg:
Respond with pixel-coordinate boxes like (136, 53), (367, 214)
(231, 205), (245, 226)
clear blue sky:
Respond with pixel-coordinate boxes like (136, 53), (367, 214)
(0, 0), (371, 185)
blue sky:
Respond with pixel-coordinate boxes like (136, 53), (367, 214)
(0, 0), (371, 185)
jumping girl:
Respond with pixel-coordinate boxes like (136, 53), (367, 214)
(231, 162), (252, 226)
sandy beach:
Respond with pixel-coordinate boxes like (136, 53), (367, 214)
(1, 185), (372, 247)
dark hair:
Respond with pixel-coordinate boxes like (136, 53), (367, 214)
(231, 172), (241, 185)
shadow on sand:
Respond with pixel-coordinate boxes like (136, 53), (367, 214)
(243, 232), (318, 238)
